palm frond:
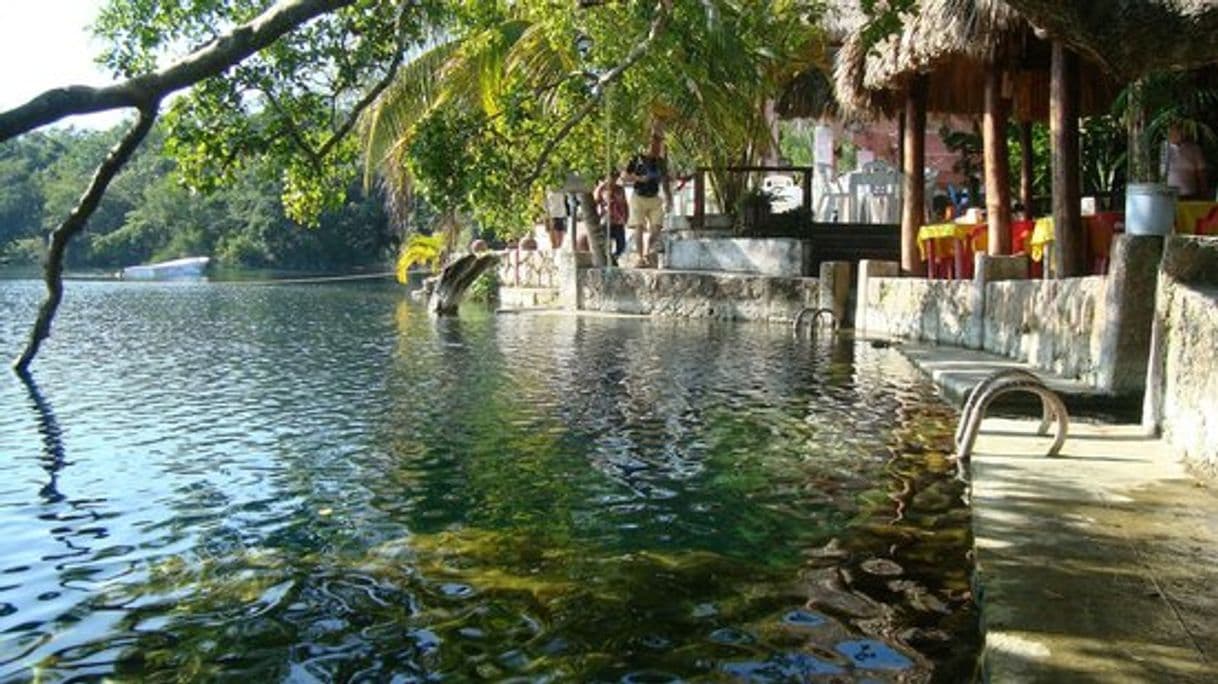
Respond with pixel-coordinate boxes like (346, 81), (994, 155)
(360, 39), (462, 189)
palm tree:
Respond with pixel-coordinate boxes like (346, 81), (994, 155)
(360, 0), (826, 244)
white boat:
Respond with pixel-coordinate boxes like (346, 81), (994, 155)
(121, 256), (211, 281)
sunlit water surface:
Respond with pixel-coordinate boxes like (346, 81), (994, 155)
(0, 279), (976, 682)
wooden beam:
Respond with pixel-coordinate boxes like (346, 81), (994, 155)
(984, 64), (1012, 254)
(1050, 42), (1082, 277)
(1019, 120), (1034, 215)
(901, 75), (927, 276)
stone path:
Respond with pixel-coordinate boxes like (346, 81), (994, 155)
(896, 342), (1218, 681)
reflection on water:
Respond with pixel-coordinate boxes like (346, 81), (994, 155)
(0, 280), (976, 681)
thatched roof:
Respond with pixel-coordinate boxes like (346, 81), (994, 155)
(831, 0), (1119, 120)
(998, 0), (1218, 79)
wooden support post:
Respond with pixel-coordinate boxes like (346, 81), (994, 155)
(693, 168), (705, 229)
(1019, 120), (1034, 216)
(1050, 42), (1082, 277)
(896, 109), (906, 174)
(901, 75), (927, 276)
(984, 64), (1012, 254)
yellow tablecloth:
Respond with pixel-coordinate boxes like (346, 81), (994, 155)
(1029, 217), (1055, 262)
(1175, 201), (1218, 234)
(917, 222), (984, 260)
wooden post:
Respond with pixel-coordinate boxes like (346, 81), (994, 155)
(693, 168), (705, 229)
(901, 75), (928, 276)
(984, 64), (1012, 254)
(1050, 42), (1082, 277)
(1019, 120), (1034, 215)
(896, 109), (906, 174)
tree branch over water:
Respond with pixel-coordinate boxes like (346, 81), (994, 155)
(2, 0), (414, 373)
(13, 104), (159, 374)
(0, 0), (356, 142)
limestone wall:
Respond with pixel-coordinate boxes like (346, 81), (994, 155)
(983, 277), (1106, 382)
(581, 268), (819, 321)
(1158, 284), (1218, 475)
(1146, 236), (1218, 475)
(861, 277), (977, 347)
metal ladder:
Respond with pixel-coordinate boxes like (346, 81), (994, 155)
(955, 368), (1069, 461)
(792, 307), (837, 336)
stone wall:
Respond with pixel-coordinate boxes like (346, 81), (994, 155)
(861, 277), (977, 347)
(581, 268), (819, 322)
(982, 277), (1106, 382)
(857, 236), (1165, 388)
(1145, 236), (1218, 475)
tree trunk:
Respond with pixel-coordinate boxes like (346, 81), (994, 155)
(984, 64), (1012, 254)
(13, 105), (159, 375)
(1050, 42), (1083, 277)
(576, 191), (607, 267)
(428, 253), (499, 316)
(901, 75), (928, 276)
(1019, 120), (1034, 214)
(1126, 77), (1152, 183)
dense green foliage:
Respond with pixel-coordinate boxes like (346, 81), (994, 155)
(0, 122), (394, 271)
(362, 0), (826, 239)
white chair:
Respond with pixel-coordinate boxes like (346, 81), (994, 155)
(850, 161), (902, 224)
(814, 163), (853, 222)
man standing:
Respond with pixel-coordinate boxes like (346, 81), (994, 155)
(621, 129), (670, 265)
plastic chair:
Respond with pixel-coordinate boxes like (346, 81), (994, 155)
(1087, 212), (1123, 275)
(1196, 206), (1218, 235)
(1010, 219), (1040, 278)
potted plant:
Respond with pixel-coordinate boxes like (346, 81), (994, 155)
(1119, 71), (1217, 235)
(736, 186), (775, 234)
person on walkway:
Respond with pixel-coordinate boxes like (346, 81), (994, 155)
(544, 189), (570, 249)
(621, 129), (670, 264)
(594, 169), (628, 263)
(1163, 124), (1209, 200)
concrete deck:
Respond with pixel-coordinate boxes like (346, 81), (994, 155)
(896, 340), (1218, 681)
(968, 419), (1218, 682)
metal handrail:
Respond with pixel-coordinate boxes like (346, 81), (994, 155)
(956, 372), (1069, 461)
(793, 307), (837, 336)
(955, 369), (1054, 448)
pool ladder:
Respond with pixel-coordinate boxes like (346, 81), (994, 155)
(955, 369), (1069, 461)
(792, 307), (837, 336)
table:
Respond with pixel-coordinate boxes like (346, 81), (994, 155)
(1027, 214), (1124, 275)
(1030, 217), (1055, 262)
(917, 221), (986, 278)
(1175, 201), (1218, 234)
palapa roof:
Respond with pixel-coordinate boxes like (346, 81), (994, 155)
(998, 0), (1218, 79)
(830, 0), (1119, 120)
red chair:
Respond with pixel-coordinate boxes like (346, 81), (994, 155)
(1011, 219), (1040, 278)
(1196, 206), (1218, 235)
(1087, 212), (1123, 275)
(924, 238), (956, 279)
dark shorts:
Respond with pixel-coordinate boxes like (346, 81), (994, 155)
(549, 218), (567, 232)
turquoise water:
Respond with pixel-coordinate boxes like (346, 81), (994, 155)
(0, 279), (976, 681)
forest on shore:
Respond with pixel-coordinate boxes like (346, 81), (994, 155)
(0, 122), (395, 273)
